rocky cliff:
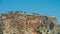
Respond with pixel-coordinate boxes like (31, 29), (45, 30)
(0, 11), (59, 34)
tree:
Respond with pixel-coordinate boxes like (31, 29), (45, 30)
(49, 21), (54, 30)
(58, 32), (60, 34)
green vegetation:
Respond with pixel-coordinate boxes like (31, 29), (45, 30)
(49, 22), (54, 30)
(0, 28), (3, 34)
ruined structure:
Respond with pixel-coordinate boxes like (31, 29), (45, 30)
(0, 11), (59, 34)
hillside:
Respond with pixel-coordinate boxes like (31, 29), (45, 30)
(0, 11), (60, 34)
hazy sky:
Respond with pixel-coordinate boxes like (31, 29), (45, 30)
(0, 0), (60, 24)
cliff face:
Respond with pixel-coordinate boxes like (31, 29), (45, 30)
(0, 12), (58, 34)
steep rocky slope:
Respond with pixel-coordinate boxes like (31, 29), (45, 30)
(0, 11), (59, 34)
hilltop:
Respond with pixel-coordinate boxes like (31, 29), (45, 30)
(0, 11), (60, 34)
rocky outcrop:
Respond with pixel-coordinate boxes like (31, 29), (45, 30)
(0, 11), (59, 34)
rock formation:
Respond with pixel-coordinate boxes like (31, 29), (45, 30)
(0, 11), (59, 34)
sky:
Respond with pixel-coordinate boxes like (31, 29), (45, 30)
(0, 0), (60, 24)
